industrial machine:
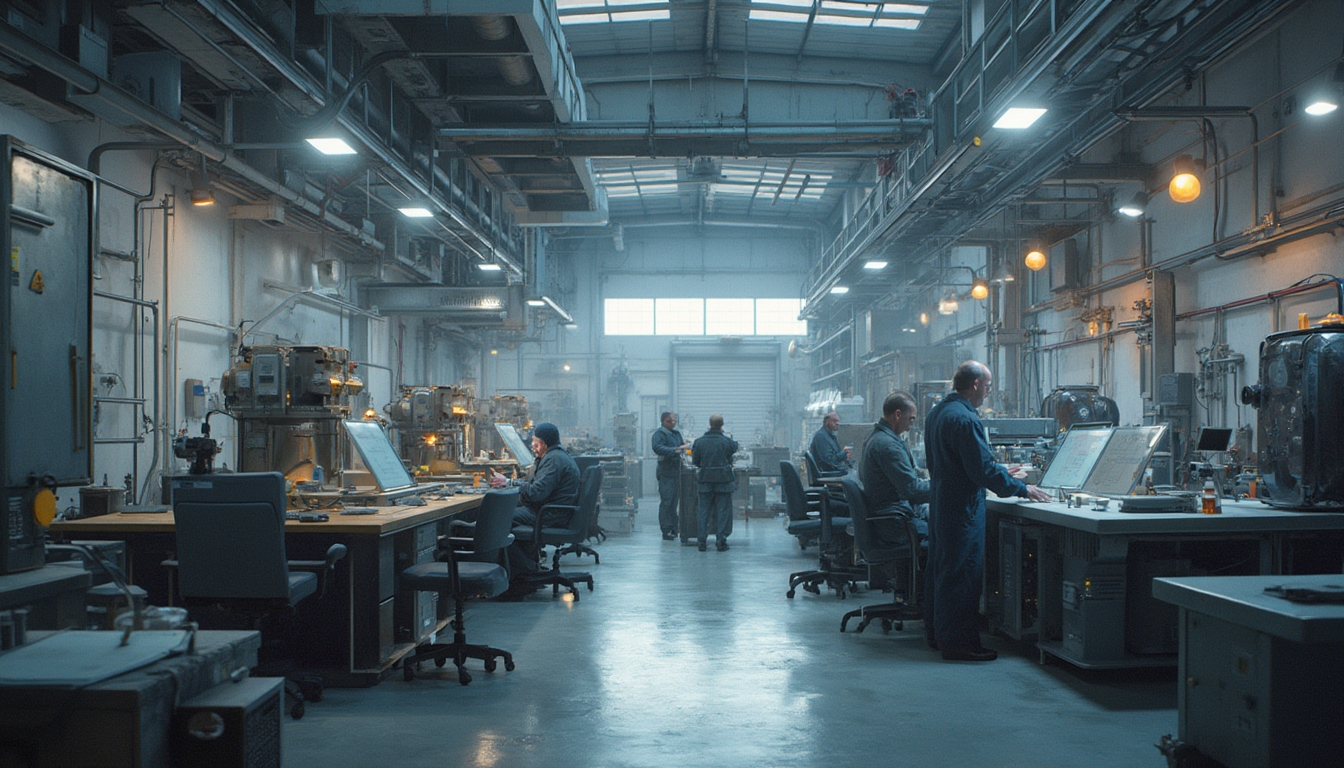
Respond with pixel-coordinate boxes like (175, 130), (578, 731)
(220, 345), (363, 485)
(1241, 325), (1344, 508)
(383, 385), (475, 474)
(1040, 386), (1119, 433)
(1, 138), (94, 573)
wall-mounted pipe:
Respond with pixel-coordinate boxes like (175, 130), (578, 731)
(1174, 278), (1344, 321)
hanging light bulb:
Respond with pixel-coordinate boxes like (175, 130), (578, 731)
(918, 311), (931, 326)
(1169, 155), (1202, 203)
(1024, 248), (1047, 271)
(970, 277), (990, 300)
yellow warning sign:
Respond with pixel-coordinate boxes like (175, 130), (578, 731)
(28, 269), (44, 294)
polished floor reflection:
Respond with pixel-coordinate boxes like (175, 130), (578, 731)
(283, 500), (1176, 768)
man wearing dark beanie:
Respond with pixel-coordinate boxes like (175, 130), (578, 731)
(492, 422), (580, 579)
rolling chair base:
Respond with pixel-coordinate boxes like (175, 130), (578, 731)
(525, 568), (595, 600)
(557, 542), (600, 564)
(840, 599), (921, 634)
(401, 628), (516, 686)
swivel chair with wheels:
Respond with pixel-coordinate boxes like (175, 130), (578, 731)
(513, 466), (601, 600)
(782, 461), (862, 598)
(168, 472), (347, 720)
(836, 475), (923, 634)
(779, 460), (822, 550)
(400, 488), (517, 685)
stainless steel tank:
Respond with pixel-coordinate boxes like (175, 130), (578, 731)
(1241, 326), (1344, 508)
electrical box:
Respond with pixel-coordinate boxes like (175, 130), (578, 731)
(1158, 372), (1196, 407)
(110, 51), (182, 120)
(184, 378), (206, 419)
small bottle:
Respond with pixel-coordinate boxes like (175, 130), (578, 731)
(311, 465), (324, 485)
(1201, 479), (1219, 514)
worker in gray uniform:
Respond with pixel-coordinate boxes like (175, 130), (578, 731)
(651, 412), (690, 540)
(691, 414), (739, 552)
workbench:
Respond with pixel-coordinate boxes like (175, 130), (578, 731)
(984, 497), (1344, 669)
(49, 494), (482, 686)
(1153, 575), (1344, 768)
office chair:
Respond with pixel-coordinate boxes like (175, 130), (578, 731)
(783, 461), (863, 599)
(778, 460), (822, 550)
(804, 449), (852, 519)
(400, 489), (517, 685)
(513, 465), (601, 600)
(836, 475), (923, 635)
(167, 472), (347, 720)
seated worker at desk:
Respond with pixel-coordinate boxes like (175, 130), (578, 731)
(491, 423), (580, 579)
(858, 391), (929, 590)
(810, 411), (853, 473)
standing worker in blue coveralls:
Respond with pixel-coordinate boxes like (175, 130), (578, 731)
(691, 414), (739, 552)
(651, 412), (690, 541)
(924, 361), (1050, 661)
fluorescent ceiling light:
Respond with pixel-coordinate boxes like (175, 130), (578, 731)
(398, 207), (433, 218)
(306, 137), (357, 155)
(1305, 99), (1338, 116)
(477, 263), (503, 272)
(526, 299), (546, 307)
(863, 261), (888, 270)
(993, 107), (1048, 129)
(830, 285), (849, 294)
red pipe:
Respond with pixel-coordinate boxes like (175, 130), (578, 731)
(1175, 279), (1343, 321)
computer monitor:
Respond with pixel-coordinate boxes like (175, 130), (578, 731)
(1196, 427), (1234, 452)
(495, 423), (535, 470)
(344, 420), (416, 492)
(1038, 425), (1112, 491)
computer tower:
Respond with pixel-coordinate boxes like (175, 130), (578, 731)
(174, 677), (283, 768)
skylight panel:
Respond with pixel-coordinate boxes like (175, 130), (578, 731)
(636, 183), (680, 195)
(712, 183), (754, 196)
(605, 185), (641, 198)
(749, 1), (926, 29)
(632, 168), (678, 182)
(873, 17), (921, 29)
(749, 9), (804, 22)
(562, 12), (611, 24)
(612, 9), (670, 21)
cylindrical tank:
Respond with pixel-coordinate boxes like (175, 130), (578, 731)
(1040, 386), (1119, 432)
(1240, 326), (1344, 508)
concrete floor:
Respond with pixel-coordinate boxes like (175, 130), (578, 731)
(282, 499), (1177, 767)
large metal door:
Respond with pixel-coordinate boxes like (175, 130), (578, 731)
(2, 138), (94, 571)
(674, 354), (778, 446)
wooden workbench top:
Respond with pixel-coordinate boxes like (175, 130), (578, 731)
(50, 494), (483, 536)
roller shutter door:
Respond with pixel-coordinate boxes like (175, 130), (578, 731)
(674, 356), (777, 445)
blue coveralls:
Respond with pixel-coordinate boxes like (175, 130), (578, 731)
(809, 426), (852, 473)
(691, 428), (739, 544)
(651, 425), (685, 535)
(923, 393), (1028, 652)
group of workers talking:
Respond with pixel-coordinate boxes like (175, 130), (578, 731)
(487, 361), (1049, 657)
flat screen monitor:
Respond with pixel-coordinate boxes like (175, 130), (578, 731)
(1196, 427), (1234, 452)
(1038, 425), (1112, 491)
(1084, 425), (1166, 496)
(495, 423), (534, 470)
(344, 420), (416, 492)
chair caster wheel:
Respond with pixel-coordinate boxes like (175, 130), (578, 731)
(485, 659), (497, 672)
(571, 591), (580, 602)
(289, 700), (305, 720)
(587, 581), (594, 591)
(786, 590), (796, 599)
(881, 619), (893, 634)
(434, 656), (447, 668)
(504, 660), (516, 671)
(458, 669), (472, 686)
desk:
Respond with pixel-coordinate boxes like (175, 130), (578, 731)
(50, 496), (481, 686)
(0, 630), (261, 768)
(985, 498), (1344, 669)
(1153, 575), (1344, 768)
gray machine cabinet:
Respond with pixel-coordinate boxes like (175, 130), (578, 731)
(1, 137), (94, 573)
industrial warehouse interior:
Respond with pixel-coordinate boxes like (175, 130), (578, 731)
(1, 0), (1343, 766)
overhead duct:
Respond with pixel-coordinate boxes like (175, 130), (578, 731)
(471, 16), (534, 87)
